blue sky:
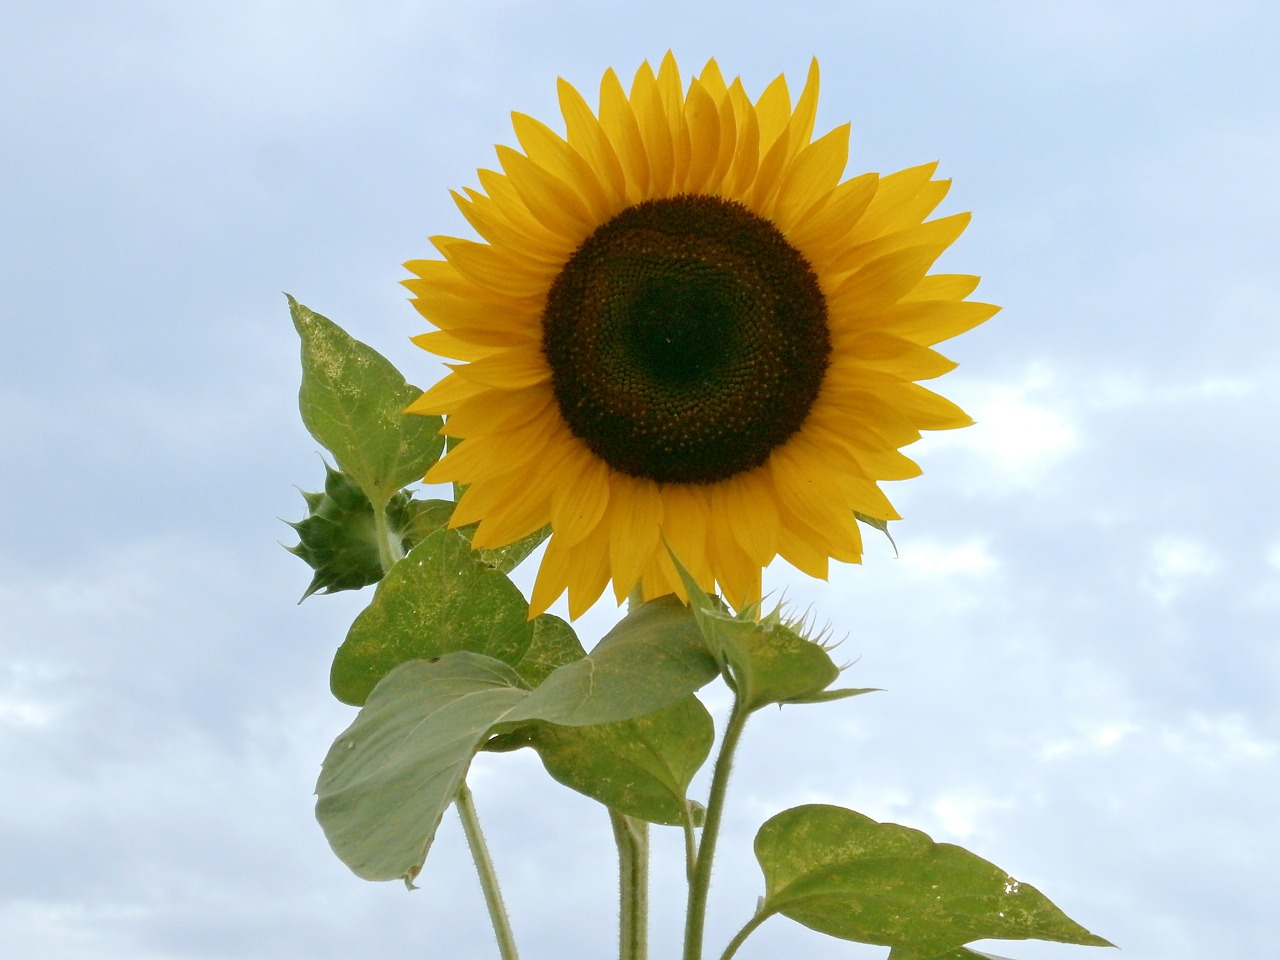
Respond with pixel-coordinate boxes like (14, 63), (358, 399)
(2, 1), (1277, 958)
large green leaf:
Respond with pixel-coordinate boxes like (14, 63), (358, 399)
(523, 695), (714, 825)
(315, 654), (529, 885)
(290, 295), (443, 506)
(506, 595), (719, 726)
(329, 528), (537, 705)
(754, 804), (1112, 956)
(318, 636), (711, 884)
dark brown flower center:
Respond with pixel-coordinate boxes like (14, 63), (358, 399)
(541, 195), (829, 484)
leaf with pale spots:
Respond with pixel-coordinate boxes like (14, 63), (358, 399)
(519, 695), (714, 825)
(754, 805), (1113, 956)
(290, 295), (444, 506)
(329, 528), (541, 705)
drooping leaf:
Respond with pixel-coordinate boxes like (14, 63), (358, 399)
(523, 695), (714, 825)
(506, 595), (719, 726)
(315, 654), (529, 886)
(318, 641), (709, 885)
(289, 295), (443, 506)
(754, 804), (1112, 956)
(330, 528), (536, 705)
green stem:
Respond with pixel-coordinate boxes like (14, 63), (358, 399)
(680, 801), (698, 885)
(682, 694), (751, 960)
(717, 910), (770, 960)
(371, 498), (403, 574)
(610, 810), (649, 960)
(455, 782), (520, 960)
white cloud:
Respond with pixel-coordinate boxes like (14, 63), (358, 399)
(1140, 535), (1221, 604)
(1039, 719), (1142, 761)
(898, 537), (999, 578)
(1159, 712), (1278, 766)
(927, 363), (1081, 493)
(930, 788), (1017, 840)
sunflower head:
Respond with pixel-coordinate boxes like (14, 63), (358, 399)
(404, 54), (998, 619)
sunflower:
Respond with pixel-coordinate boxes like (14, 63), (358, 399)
(404, 54), (997, 619)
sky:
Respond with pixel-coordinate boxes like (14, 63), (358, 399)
(2, 1), (1277, 958)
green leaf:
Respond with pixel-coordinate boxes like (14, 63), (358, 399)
(289, 295), (443, 506)
(330, 528), (537, 705)
(509, 613), (587, 687)
(889, 947), (1018, 960)
(523, 695), (714, 825)
(506, 595), (720, 726)
(754, 804), (1112, 956)
(668, 551), (849, 711)
(403, 497), (551, 574)
(318, 638), (709, 884)
(315, 653), (529, 886)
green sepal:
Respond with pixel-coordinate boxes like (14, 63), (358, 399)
(668, 550), (861, 711)
(329, 528), (547, 705)
(285, 464), (439, 600)
(753, 804), (1113, 956)
(855, 511), (899, 555)
(289, 295), (443, 507)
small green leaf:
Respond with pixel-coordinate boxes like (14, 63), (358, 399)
(330, 528), (536, 705)
(524, 695), (714, 825)
(754, 804), (1112, 956)
(507, 595), (719, 726)
(315, 653), (529, 886)
(289, 295), (443, 506)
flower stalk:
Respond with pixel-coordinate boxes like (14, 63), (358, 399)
(683, 693), (751, 960)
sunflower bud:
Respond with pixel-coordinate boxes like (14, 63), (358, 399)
(284, 464), (431, 600)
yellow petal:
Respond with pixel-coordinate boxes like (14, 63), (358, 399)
(608, 476), (664, 602)
(558, 77), (628, 212)
(772, 122), (851, 229)
(599, 67), (650, 201)
(629, 62), (675, 197)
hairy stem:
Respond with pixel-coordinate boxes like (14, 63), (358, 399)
(717, 909), (770, 960)
(610, 810), (649, 960)
(682, 694), (751, 960)
(455, 782), (520, 960)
